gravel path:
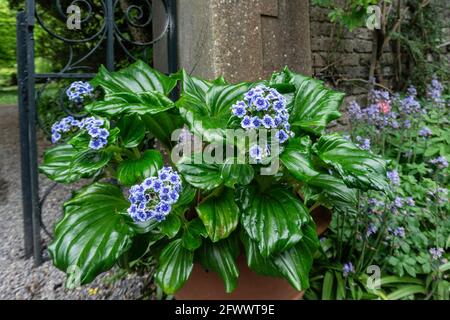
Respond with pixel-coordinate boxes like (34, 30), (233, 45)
(0, 105), (149, 300)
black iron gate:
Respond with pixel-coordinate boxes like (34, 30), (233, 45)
(16, 0), (178, 265)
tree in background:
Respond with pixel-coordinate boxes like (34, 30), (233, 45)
(0, 0), (17, 85)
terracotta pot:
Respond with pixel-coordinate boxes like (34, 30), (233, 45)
(175, 206), (332, 300)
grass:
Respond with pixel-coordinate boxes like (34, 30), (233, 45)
(0, 86), (18, 106)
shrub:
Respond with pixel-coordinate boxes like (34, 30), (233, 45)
(39, 61), (389, 294)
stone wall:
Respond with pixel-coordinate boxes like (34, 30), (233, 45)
(309, 4), (395, 103)
(309, 1), (450, 103)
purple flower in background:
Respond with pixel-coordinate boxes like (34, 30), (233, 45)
(407, 85), (417, 97)
(405, 197), (415, 206)
(370, 89), (391, 104)
(399, 95), (421, 115)
(419, 127), (432, 138)
(429, 247), (444, 260)
(387, 170), (400, 186)
(342, 262), (355, 277)
(366, 224), (378, 237)
(430, 156), (448, 169)
(355, 136), (371, 150)
(393, 197), (404, 208)
(393, 227), (405, 238)
(348, 101), (363, 120)
(427, 77), (444, 105)
(403, 120), (411, 129)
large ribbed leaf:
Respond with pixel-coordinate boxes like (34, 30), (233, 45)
(155, 239), (194, 294)
(176, 71), (251, 142)
(117, 114), (146, 148)
(39, 144), (82, 183)
(140, 111), (184, 149)
(240, 187), (310, 257)
(241, 221), (319, 291)
(220, 159), (254, 188)
(85, 91), (174, 117)
(197, 235), (240, 293)
(91, 61), (177, 96)
(181, 218), (207, 251)
(196, 188), (240, 242)
(305, 173), (357, 207)
(276, 67), (344, 134)
(39, 144), (112, 183)
(116, 150), (163, 186)
(313, 134), (389, 192)
(176, 155), (223, 190)
(280, 136), (319, 182)
(48, 183), (132, 288)
(272, 222), (319, 291)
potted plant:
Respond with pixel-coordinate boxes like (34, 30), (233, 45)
(40, 61), (390, 299)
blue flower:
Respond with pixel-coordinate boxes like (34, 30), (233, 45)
(366, 224), (378, 237)
(262, 115), (275, 128)
(393, 227), (405, 238)
(355, 136), (371, 150)
(232, 103), (247, 118)
(253, 96), (269, 111)
(251, 116), (262, 128)
(241, 115), (252, 129)
(405, 197), (415, 206)
(66, 81), (94, 103)
(249, 144), (263, 162)
(275, 129), (289, 143)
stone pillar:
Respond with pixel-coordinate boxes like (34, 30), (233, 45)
(177, 0), (312, 82)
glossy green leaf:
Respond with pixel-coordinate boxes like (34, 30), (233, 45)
(39, 144), (83, 183)
(140, 111), (184, 149)
(181, 218), (207, 251)
(196, 188), (240, 242)
(92, 60), (177, 96)
(280, 136), (319, 182)
(220, 158), (254, 188)
(313, 133), (389, 192)
(48, 183), (133, 288)
(281, 67), (344, 134)
(175, 183), (197, 207)
(155, 239), (194, 294)
(85, 91), (174, 117)
(117, 114), (146, 148)
(70, 149), (112, 176)
(197, 236), (240, 293)
(240, 187), (310, 257)
(159, 213), (182, 239)
(176, 71), (251, 142)
(116, 150), (163, 186)
(241, 221), (319, 291)
(176, 155), (223, 190)
(306, 173), (358, 207)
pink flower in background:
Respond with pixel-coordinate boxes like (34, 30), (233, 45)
(378, 100), (391, 114)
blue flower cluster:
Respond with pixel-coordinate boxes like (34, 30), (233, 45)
(51, 116), (109, 150)
(231, 85), (293, 162)
(127, 167), (182, 223)
(66, 81), (94, 103)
